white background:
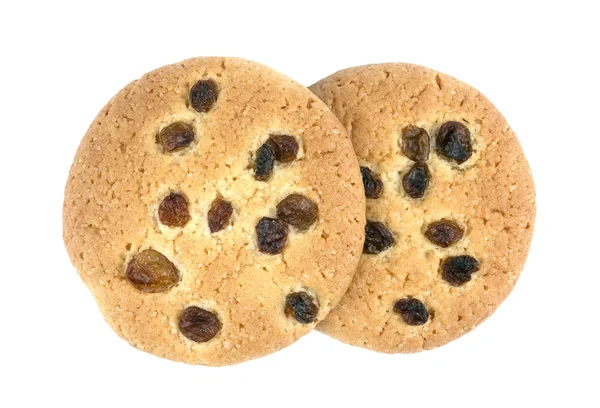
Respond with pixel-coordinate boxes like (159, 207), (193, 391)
(1, 1), (598, 407)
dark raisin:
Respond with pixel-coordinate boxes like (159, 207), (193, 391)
(364, 221), (395, 254)
(126, 249), (180, 293)
(360, 166), (384, 199)
(254, 142), (276, 181)
(394, 298), (429, 326)
(285, 292), (319, 324)
(276, 194), (318, 231)
(424, 220), (464, 248)
(158, 193), (190, 228)
(402, 163), (430, 198)
(268, 135), (299, 162)
(207, 198), (233, 233)
(158, 122), (195, 153)
(402, 125), (430, 162)
(189, 79), (218, 113)
(441, 255), (480, 286)
(435, 121), (473, 164)
(178, 306), (221, 343)
(256, 217), (288, 254)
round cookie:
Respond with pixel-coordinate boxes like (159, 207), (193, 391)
(309, 63), (535, 353)
(63, 57), (365, 366)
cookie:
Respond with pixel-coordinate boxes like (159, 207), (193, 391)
(309, 63), (535, 352)
(63, 57), (365, 365)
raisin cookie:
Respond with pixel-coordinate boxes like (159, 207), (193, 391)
(309, 63), (535, 352)
(63, 57), (365, 365)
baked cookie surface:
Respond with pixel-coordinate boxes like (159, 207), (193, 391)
(63, 57), (365, 365)
(310, 63), (535, 352)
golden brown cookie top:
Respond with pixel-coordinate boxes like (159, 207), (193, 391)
(310, 63), (535, 352)
(63, 57), (365, 365)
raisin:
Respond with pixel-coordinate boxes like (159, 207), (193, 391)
(254, 142), (276, 181)
(360, 166), (384, 199)
(268, 135), (299, 162)
(285, 292), (319, 324)
(256, 217), (288, 254)
(276, 194), (318, 231)
(402, 125), (430, 162)
(158, 122), (195, 153)
(435, 121), (473, 164)
(424, 220), (464, 248)
(126, 249), (180, 293)
(158, 193), (190, 228)
(394, 298), (429, 326)
(178, 306), (221, 343)
(441, 255), (480, 286)
(364, 221), (395, 254)
(402, 163), (430, 198)
(189, 79), (218, 113)
(207, 198), (233, 233)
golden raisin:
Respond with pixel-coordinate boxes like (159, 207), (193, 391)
(208, 198), (233, 233)
(158, 193), (190, 228)
(425, 220), (464, 247)
(268, 135), (299, 162)
(402, 125), (430, 162)
(158, 122), (195, 153)
(178, 306), (221, 343)
(276, 194), (318, 231)
(126, 249), (180, 293)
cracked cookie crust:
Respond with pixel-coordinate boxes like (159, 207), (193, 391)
(309, 63), (535, 353)
(63, 57), (365, 366)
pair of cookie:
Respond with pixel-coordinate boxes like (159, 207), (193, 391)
(63, 57), (535, 366)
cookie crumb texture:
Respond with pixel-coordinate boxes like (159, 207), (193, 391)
(310, 63), (535, 353)
(63, 57), (365, 366)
